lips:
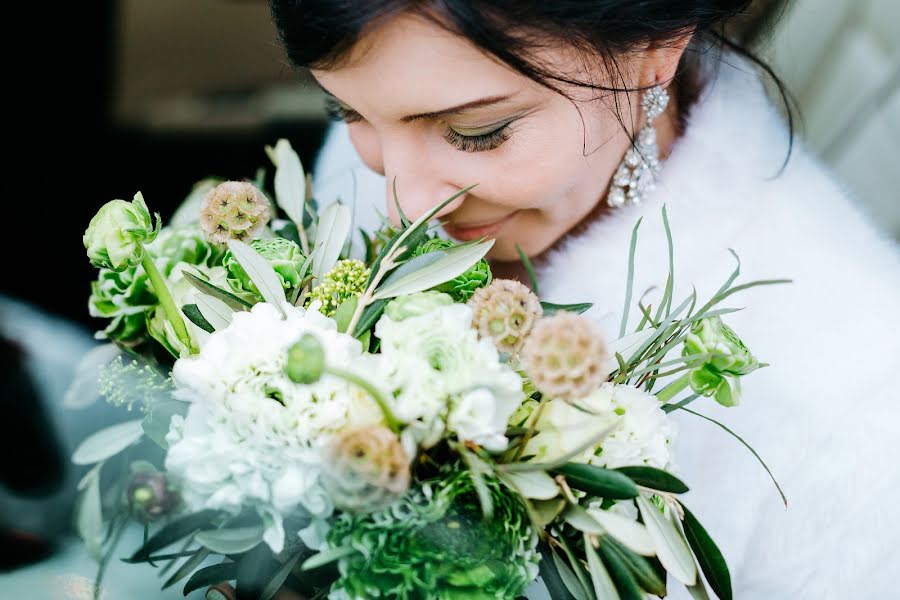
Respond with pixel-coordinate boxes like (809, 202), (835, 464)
(443, 212), (518, 242)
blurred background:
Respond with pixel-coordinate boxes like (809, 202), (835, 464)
(2, 0), (897, 596)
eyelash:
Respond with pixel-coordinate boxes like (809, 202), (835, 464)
(325, 97), (512, 153)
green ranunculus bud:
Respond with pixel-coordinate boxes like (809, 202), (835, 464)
(384, 290), (454, 321)
(224, 238), (305, 300)
(413, 238), (492, 301)
(285, 334), (325, 384)
(306, 258), (370, 317)
(88, 265), (156, 343)
(84, 193), (160, 271)
(683, 316), (759, 407)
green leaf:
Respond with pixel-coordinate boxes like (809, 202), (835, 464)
(654, 205), (675, 322)
(553, 464), (639, 499)
(392, 176), (411, 227)
(531, 498), (567, 528)
(333, 295), (359, 333)
(373, 240), (494, 299)
(687, 579), (713, 600)
(181, 304), (215, 333)
(351, 298), (388, 338)
(259, 551), (303, 600)
(619, 217), (642, 338)
(195, 294), (234, 331)
(682, 504), (732, 600)
(681, 408), (787, 507)
(614, 466), (689, 494)
(183, 561), (239, 595)
(551, 545), (590, 600)
(127, 510), (222, 563)
(226, 239), (287, 314)
(270, 139), (306, 226)
(585, 533), (620, 600)
(585, 507), (655, 557)
(596, 536), (645, 600)
(541, 301), (593, 315)
(498, 470), (559, 500)
(162, 548), (211, 590)
(182, 270), (252, 310)
(538, 544), (578, 600)
(459, 445), (495, 519)
(602, 536), (666, 596)
(142, 400), (186, 449)
(375, 251), (445, 291)
(636, 495), (696, 585)
(195, 525), (264, 554)
(299, 545), (357, 571)
(72, 419), (144, 465)
(516, 244), (540, 295)
(75, 464), (103, 561)
(312, 202), (352, 280)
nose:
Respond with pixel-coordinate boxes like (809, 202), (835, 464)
(380, 138), (465, 226)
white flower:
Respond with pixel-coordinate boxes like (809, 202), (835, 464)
(164, 301), (381, 552)
(524, 383), (675, 469)
(375, 303), (524, 451)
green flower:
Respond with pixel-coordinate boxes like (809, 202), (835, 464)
(306, 258), (370, 317)
(84, 193), (159, 271)
(413, 238), (492, 301)
(326, 469), (539, 599)
(683, 316), (759, 407)
(88, 226), (223, 346)
(224, 238), (305, 300)
(384, 291), (454, 321)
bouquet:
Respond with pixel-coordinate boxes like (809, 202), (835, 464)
(72, 139), (786, 600)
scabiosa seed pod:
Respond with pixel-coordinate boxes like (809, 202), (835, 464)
(127, 472), (177, 521)
(199, 181), (272, 244)
(321, 425), (410, 513)
(468, 279), (542, 355)
(521, 311), (609, 400)
(306, 258), (370, 316)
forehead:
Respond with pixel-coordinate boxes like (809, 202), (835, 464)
(311, 13), (530, 116)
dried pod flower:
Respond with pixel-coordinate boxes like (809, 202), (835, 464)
(521, 311), (609, 400)
(127, 472), (177, 521)
(199, 181), (272, 244)
(468, 279), (542, 354)
(306, 258), (370, 317)
(322, 425), (410, 513)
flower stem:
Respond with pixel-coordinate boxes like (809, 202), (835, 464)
(141, 250), (195, 354)
(325, 366), (400, 432)
(656, 372), (691, 404)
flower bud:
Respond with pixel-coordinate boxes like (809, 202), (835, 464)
(127, 472), (176, 520)
(468, 279), (542, 354)
(521, 311), (609, 400)
(199, 181), (272, 244)
(384, 291), (454, 321)
(285, 334), (325, 384)
(306, 258), (370, 317)
(321, 425), (410, 513)
(413, 237), (492, 301)
(83, 193), (159, 271)
(683, 316), (758, 407)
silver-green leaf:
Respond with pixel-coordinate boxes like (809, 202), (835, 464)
(270, 139), (306, 226)
(586, 505), (655, 556)
(636, 494), (697, 585)
(312, 202), (352, 280)
(76, 464), (104, 560)
(72, 419), (144, 465)
(584, 533), (620, 600)
(226, 239), (287, 315)
(195, 294), (234, 331)
(195, 525), (264, 554)
(373, 240), (494, 299)
(499, 470), (559, 500)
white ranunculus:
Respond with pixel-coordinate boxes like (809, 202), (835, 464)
(165, 301), (380, 552)
(375, 303), (524, 451)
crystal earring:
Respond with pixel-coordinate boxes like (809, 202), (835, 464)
(606, 85), (670, 208)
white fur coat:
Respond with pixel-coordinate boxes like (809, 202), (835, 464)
(314, 59), (900, 598)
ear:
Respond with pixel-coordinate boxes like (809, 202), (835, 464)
(638, 31), (694, 88)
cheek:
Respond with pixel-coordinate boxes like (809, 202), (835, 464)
(347, 124), (384, 176)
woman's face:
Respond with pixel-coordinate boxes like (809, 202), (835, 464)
(313, 14), (660, 261)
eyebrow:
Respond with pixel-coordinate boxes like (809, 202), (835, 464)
(314, 79), (513, 123)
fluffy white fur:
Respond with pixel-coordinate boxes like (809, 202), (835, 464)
(314, 58), (900, 598)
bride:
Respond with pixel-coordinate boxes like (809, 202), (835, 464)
(208, 1), (900, 598)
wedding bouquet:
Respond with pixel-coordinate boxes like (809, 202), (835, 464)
(72, 139), (786, 600)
